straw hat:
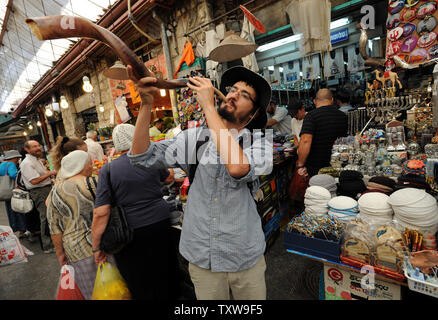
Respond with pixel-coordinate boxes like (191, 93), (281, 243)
(209, 31), (258, 63)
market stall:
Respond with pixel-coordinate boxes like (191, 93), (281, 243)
(282, 0), (438, 300)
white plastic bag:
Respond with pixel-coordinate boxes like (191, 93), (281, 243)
(0, 225), (27, 266)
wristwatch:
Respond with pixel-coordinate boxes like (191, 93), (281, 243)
(92, 248), (101, 253)
(296, 164), (306, 169)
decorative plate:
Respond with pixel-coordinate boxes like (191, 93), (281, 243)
(418, 31), (437, 47)
(417, 1), (438, 19)
(407, 48), (430, 63)
(417, 16), (437, 34)
(387, 13), (401, 29)
(429, 44), (438, 58)
(401, 36), (419, 52)
(389, 1), (406, 15)
(388, 26), (404, 41)
(402, 23), (416, 37)
(386, 41), (402, 57)
(405, 0), (419, 7)
(400, 7), (417, 22)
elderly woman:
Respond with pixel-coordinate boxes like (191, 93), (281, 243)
(47, 150), (109, 300)
(92, 124), (178, 300)
(49, 136), (88, 172)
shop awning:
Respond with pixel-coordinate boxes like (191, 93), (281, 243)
(0, 0), (118, 114)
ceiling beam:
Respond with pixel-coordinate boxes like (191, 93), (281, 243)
(0, 0), (13, 46)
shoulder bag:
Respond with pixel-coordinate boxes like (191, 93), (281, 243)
(10, 170), (34, 214)
(0, 163), (15, 201)
(100, 162), (134, 254)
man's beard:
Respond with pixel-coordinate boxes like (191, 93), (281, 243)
(218, 105), (237, 123)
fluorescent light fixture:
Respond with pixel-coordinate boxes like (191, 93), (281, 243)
(258, 34), (302, 52)
(268, 66), (275, 71)
(279, 67), (284, 72)
(257, 18), (350, 52)
(330, 18), (350, 30)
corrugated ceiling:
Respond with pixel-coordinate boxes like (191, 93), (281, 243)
(0, 0), (118, 113)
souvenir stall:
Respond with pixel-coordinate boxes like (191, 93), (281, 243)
(283, 0), (438, 300)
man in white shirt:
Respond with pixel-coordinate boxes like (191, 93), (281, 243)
(85, 130), (105, 162)
(266, 101), (292, 134)
(21, 140), (57, 253)
(288, 101), (307, 147)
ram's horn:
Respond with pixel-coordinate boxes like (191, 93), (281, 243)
(393, 55), (437, 70)
(358, 25), (386, 69)
(26, 15), (226, 100)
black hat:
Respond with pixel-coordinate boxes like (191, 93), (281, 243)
(220, 66), (271, 111)
(369, 176), (396, 189)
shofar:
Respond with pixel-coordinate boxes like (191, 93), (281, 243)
(358, 27), (386, 69)
(26, 15), (226, 101)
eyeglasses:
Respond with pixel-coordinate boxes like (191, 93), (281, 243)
(225, 86), (256, 104)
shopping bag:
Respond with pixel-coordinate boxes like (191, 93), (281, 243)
(288, 169), (310, 202)
(0, 163), (14, 200)
(91, 262), (131, 300)
(0, 225), (27, 266)
(55, 265), (85, 300)
(11, 189), (34, 214)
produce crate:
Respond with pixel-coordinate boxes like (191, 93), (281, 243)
(283, 229), (342, 263)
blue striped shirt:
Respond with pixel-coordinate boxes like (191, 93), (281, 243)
(128, 127), (273, 272)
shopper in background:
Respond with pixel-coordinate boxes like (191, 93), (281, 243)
(92, 123), (178, 300)
(49, 136), (88, 172)
(336, 88), (354, 114)
(47, 150), (103, 300)
(296, 89), (348, 177)
(128, 65), (272, 300)
(288, 101), (307, 147)
(266, 101), (292, 134)
(85, 130), (105, 162)
(149, 118), (164, 140)
(21, 140), (56, 253)
(0, 150), (27, 238)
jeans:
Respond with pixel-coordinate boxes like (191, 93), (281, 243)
(4, 200), (27, 232)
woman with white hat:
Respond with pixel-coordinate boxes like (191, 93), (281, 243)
(46, 150), (110, 300)
(0, 150), (27, 238)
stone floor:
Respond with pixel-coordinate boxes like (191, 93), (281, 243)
(0, 202), (322, 300)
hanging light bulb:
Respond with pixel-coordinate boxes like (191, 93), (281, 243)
(60, 95), (69, 109)
(23, 131), (27, 136)
(36, 120), (42, 127)
(99, 104), (105, 112)
(45, 106), (53, 117)
(82, 75), (93, 93)
(160, 89), (167, 97)
(28, 122), (33, 130)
